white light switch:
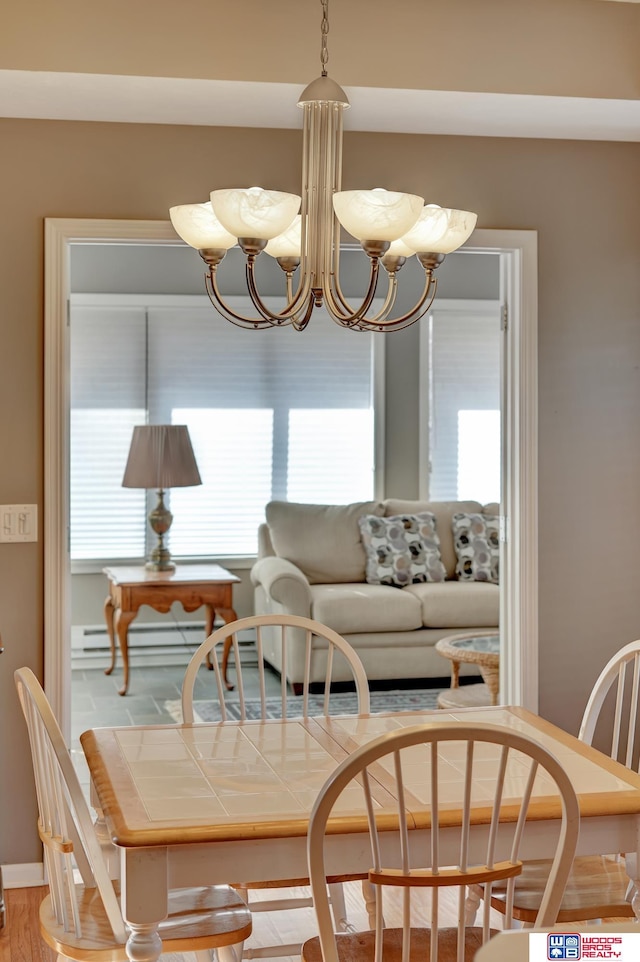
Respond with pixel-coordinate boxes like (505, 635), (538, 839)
(0, 504), (38, 542)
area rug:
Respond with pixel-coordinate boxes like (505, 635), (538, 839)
(164, 687), (445, 724)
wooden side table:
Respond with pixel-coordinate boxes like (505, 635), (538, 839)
(103, 563), (240, 696)
(435, 631), (500, 708)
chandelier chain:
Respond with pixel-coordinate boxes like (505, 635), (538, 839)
(320, 0), (329, 75)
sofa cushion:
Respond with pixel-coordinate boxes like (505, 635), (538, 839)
(310, 583), (423, 635)
(265, 500), (384, 584)
(452, 512), (500, 583)
(358, 513), (446, 587)
(383, 500), (482, 578)
(404, 581), (500, 628)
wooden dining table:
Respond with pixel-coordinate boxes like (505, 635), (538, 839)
(81, 705), (640, 962)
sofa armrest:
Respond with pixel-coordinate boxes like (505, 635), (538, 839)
(251, 556), (312, 617)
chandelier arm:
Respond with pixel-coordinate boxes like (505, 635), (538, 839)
(286, 272), (295, 304)
(245, 257), (314, 324)
(326, 215), (352, 315)
(204, 270), (291, 329)
(369, 272), (399, 322)
(354, 273), (440, 333)
(322, 256), (384, 325)
(341, 270), (400, 323)
(291, 294), (317, 332)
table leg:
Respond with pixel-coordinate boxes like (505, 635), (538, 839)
(626, 849), (640, 920)
(464, 882), (482, 923)
(125, 922), (162, 961)
(103, 595), (117, 677)
(451, 658), (460, 689)
(121, 848), (166, 962)
(114, 608), (135, 696)
(480, 665), (500, 706)
(90, 781), (119, 880)
(217, 606), (238, 691)
(204, 604), (215, 672)
(361, 878), (378, 929)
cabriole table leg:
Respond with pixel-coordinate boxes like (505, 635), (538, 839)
(103, 595), (117, 676)
(114, 608), (135, 696)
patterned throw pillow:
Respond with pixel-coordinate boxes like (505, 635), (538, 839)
(358, 513), (446, 588)
(452, 512), (500, 584)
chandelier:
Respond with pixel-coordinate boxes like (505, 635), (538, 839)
(169, 1), (477, 333)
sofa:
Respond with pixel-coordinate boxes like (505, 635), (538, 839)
(251, 498), (500, 691)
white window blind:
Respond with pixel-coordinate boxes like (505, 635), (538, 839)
(69, 295), (378, 561)
(70, 306), (147, 560)
(424, 301), (501, 502)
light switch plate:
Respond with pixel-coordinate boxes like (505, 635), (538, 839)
(0, 504), (38, 542)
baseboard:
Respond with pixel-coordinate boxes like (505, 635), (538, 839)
(1, 862), (45, 888)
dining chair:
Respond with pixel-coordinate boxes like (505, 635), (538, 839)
(15, 666), (252, 962)
(474, 638), (640, 925)
(301, 721), (580, 962)
(181, 613), (372, 960)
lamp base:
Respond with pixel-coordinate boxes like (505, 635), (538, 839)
(147, 489), (175, 572)
(145, 556), (176, 573)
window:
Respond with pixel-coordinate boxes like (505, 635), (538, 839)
(420, 299), (501, 503)
(70, 294), (381, 562)
(457, 409), (501, 502)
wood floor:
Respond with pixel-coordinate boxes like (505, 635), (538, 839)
(0, 880), (489, 962)
(0, 882), (633, 962)
(0, 887), (55, 962)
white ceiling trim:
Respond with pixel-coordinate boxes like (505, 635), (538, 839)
(1, 69), (639, 142)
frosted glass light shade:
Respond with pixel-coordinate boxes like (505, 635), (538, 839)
(211, 187), (301, 241)
(402, 205), (478, 254)
(169, 202), (237, 250)
(265, 215), (302, 258)
(332, 188), (424, 242)
(384, 238), (416, 258)
(435, 208), (478, 253)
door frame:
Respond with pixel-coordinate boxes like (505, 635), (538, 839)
(44, 220), (537, 736)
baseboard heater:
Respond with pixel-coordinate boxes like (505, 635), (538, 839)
(76, 623), (255, 653)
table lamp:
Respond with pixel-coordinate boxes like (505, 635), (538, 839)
(122, 424), (202, 571)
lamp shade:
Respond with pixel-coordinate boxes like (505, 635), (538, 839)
(210, 187), (301, 240)
(265, 215), (302, 258)
(332, 188), (424, 242)
(122, 425), (202, 490)
(169, 202), (237, 251)
(384, 238), (416, 258)
(401, 205), (478, 255)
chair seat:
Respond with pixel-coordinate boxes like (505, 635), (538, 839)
(488, 855), (635, 923)
(40, 883), (253, 960)
(302, 927), (500, 962)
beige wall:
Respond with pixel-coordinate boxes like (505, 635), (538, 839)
(1, 117), (639, 866)
(2, 0), (639, 99)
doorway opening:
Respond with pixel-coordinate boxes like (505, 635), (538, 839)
(45, 219), (538, 738)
